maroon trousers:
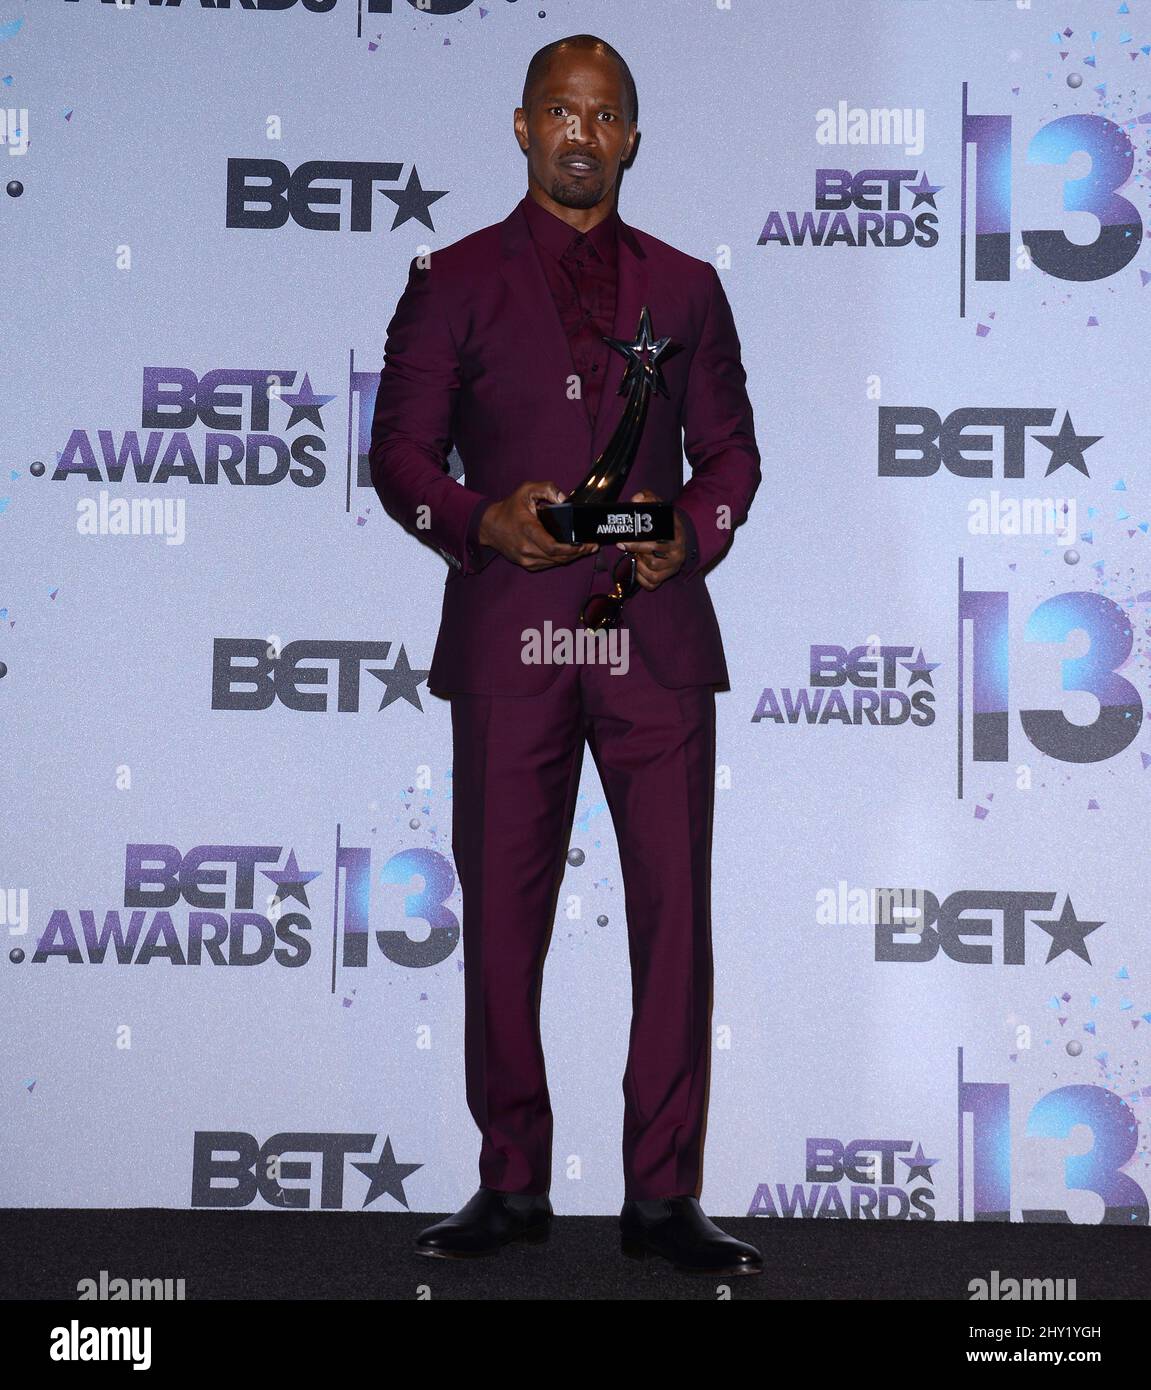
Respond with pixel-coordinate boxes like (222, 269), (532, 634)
(449, 638), (717, 1200)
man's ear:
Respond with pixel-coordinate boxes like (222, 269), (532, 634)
(513, 106), (529, 153)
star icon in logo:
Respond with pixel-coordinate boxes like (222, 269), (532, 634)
(367, 644), (430, 711)
(261, 848), (322, 908)
(901, 649), (941, 687)
(900, 1142), (940, 1185)
(379, 167), (448, 232)
(603, 305), (682, 399)
(1034, 414), (1101, 478)
(352, 1135), (423, 1209)
(279, 373), (335, 431)
(906, 171), (943, 208)
(1031, 897), (1104, 964)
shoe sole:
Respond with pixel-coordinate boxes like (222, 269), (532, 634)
(621, 1234), (762, 1276)
(414, 1223), (551, 1259)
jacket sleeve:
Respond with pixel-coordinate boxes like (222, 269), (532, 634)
(674, 262), (762, 578)
(369, 255), (499, 576)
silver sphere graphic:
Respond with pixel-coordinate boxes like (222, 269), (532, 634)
(1066, 1040), (1083, 1057)
(566, 848), (585, 867)
(1063, 548), (1079, 565)
(409, 818), (420, 830)
(1067, 72), (1083, 89)
(596, 914), (609, 927)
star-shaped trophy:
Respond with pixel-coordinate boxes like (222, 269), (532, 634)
(538, 305), (681, 544)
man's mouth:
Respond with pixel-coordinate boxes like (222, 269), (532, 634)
(559, 156), (599, 177)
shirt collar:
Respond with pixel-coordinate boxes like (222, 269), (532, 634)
(519, 192), (619, 267)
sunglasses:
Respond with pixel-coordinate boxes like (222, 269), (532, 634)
(580, 552), (639, 631)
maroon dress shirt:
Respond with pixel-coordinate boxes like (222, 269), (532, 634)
(520, 192), (619, 426)
(465, 195), (621, 566)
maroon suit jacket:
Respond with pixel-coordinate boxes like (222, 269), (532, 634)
(369, 197), (761, 697)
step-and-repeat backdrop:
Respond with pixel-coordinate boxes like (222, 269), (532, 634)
(4, 0), (1149, 1225)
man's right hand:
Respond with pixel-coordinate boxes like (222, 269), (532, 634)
(478, 481), (598, 571)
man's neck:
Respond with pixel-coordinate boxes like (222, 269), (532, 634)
(525, 183), (617, 234)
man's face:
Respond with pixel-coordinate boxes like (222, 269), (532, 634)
(514, 47), (637, 212)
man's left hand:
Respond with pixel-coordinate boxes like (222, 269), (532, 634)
(616, 490), (685, 592)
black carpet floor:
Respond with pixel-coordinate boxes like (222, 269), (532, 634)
(2, 1207), (1147, 1301)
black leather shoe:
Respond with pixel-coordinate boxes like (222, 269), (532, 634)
(620, 1196), (763, 1275)
(415, 1187), (553, 1258)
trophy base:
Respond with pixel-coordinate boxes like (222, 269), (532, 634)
(537, 502), (675, 545)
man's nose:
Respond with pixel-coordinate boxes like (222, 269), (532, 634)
(565, 119), (599, 147)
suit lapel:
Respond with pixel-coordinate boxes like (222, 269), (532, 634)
(591, 218), (649, 464)
(498, 202), (649, 466)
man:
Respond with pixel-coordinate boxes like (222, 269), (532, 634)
(370, 33), (762, 1276)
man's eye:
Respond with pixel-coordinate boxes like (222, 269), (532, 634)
(598, 112), (616, 122)
(548, 106), (566, 117)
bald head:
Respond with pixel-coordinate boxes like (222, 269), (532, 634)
(522, 33), (638, 126)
